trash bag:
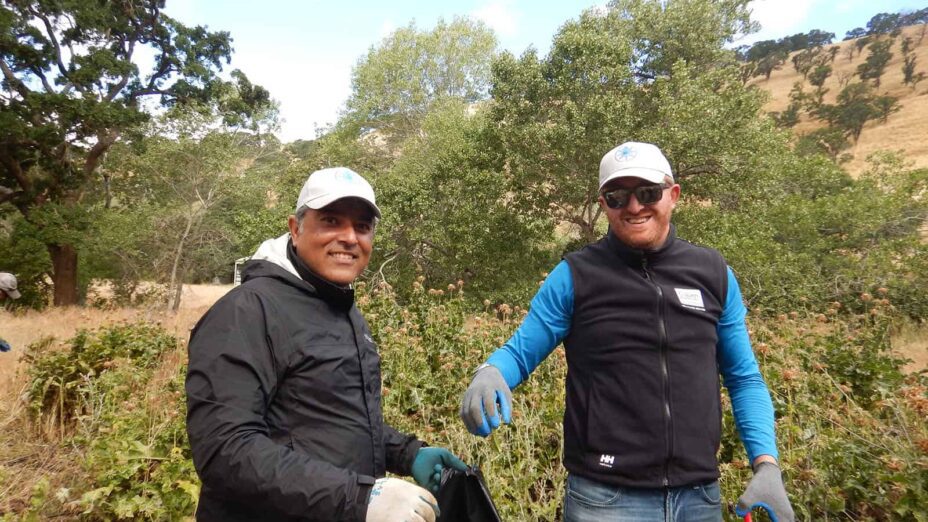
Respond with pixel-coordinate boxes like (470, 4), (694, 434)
(436, 466), (503, 522)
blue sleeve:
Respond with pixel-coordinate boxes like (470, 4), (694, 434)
(486, 260), (573, 389)
(717, 266), (779, 462)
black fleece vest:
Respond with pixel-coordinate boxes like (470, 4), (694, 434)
(562, 226), (728, 488)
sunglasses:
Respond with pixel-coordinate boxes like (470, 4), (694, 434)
(601, 183), (671, 209)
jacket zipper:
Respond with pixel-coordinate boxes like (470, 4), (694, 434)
(642, 257), (673, 487)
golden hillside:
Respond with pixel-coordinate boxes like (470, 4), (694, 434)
(750, 24), (928, 176)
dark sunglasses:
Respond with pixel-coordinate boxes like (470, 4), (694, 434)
(601, 183), (671, 209)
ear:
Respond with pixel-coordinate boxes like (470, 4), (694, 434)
(669, 184), (681, 206)
(597, 194), (609, 211)
(287, 215), (300, 239)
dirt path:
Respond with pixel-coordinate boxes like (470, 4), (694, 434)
(0, 284), (232, 401)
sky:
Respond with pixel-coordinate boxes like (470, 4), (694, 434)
(162, 0), (927, 142)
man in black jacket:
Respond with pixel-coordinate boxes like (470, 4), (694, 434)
(187, 167), (466, 521)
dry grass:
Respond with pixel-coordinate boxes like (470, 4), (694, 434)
(751, 24), (928, 177)
(0, 284), (230, 516)
(893, 320), (928, 374)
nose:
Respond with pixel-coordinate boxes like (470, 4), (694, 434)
(624, 192), (645, 213)
(336, 222), (359, 245)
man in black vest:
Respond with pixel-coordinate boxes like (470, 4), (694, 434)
(461, 143), (794, 521)
(187, 167), (466, 521)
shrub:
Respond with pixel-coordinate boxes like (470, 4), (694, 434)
(23, 323), (176, 438)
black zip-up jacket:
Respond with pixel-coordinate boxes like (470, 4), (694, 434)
(186, 239), (423, 521)
(562, 226), (728, 488)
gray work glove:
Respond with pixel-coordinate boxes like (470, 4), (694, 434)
(365, 478), (438, 522)
(736, 461), (795, 522)
(460, 364), (512, 437)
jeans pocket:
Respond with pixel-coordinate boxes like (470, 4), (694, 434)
(698, 481), (722, 505)
(566, 474), (623, 507)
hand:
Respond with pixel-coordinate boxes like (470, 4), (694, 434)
(412, 447), (467, 493)
(460, 364), (512, 437)
(365, 478), (439, 522)
(0, 339), (10, 352)
(736, 461), (795, 522)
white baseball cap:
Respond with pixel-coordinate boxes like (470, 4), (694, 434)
(599, 141), (674, 189)
(0, 272), (21, 299)
(295, 167), (381, 218)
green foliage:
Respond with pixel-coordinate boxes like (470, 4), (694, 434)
(373, 100), (553, 304)
(902, 53), (926, 89)
(88, 113), (285, 306)
(345, 17), (497, 150)
(720, 305), (928, 521)
(9, 280), (928, 520)
(815, 82), (882, 143)
(857, 38), (894, 87)
(19, 323), (195, 520)
(0, 216), (53, 309)
(490, 0), (774, 242)
(0, 1), (271, 305)
(677, 153), (928, 318)
(362, 281), (567, 520)
(76, 364), (197, 521)
(794, 127), (850, 163)
(23, 323), (176, 438)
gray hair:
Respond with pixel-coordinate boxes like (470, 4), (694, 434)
(293, 204), (379, 234)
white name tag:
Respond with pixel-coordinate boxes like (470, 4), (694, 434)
(675, 288), (705, 311)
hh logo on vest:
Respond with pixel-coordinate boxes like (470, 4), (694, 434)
(599, 454), (615, 468)
(674, 288), (705, 312)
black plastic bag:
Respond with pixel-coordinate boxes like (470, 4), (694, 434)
(436, 466), (503, 522)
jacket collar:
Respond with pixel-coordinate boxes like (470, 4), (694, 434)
(605, 224), (677, 265)
(286, 238), (355, 311)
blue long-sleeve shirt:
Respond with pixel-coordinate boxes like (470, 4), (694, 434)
(487, 260), (777, 462)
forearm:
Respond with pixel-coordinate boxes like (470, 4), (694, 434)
(383, 424), (425, 476)
(485, 261), (573, 388)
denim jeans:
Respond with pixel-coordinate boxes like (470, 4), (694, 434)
(564, 473), (723, 522)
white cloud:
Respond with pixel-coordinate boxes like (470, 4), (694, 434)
(378, 19), (397, 40)
(739, 0), (817, 44)
(472, 0), (519, 38)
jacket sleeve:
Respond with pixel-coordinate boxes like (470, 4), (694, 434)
(383, 424), (424, 476)
(186, 289), (374, 521)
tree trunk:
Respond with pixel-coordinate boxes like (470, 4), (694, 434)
(48, 243), (79, 306)
(168, 212), (196, 311)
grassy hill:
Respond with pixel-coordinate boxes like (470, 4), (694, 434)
(750, 24), (928, 176)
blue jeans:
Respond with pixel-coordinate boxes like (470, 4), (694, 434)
(564, 473), (723, 522)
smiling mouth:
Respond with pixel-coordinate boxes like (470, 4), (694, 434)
(329, 252), (357, 261)
(625, 216), (651, 225)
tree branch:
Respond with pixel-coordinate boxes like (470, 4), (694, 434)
(0, 147), (34, 194)
(0, 59), (32, 99)
(29, 7), (85, 94)
(28, 65), (55, 93)
(83, 131), (119, 177)
(105, 37), (136, 101)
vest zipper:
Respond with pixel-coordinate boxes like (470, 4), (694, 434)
(642, 257), (673, 487)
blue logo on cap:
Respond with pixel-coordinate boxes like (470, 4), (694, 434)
(335, 168), (357, 183)
(615, 145), (637, 162)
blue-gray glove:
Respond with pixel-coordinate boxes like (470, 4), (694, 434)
(736, 461), (795, 522)
(0, 339), (10, 352)
(411, 447), (467, 493)
(460, 364), (512, 437)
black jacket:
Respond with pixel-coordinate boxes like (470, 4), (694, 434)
(562, 226), (728, 488)
(186, 238), (423, 521)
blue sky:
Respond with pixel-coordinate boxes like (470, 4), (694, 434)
(163, 0), (926, 142)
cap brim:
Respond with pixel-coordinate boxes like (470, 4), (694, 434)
(599, 168), (670, 189)
(6, 289), (21, 299)
(303, 193), (382, 218)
